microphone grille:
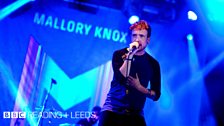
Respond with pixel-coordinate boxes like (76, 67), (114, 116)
(130, 41), (139, 48)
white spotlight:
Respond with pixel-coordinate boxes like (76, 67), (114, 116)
(188, 10), (197, 21)
(128, 15), (139, 24)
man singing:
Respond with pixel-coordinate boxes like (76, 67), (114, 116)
(98, 20), (161, 126)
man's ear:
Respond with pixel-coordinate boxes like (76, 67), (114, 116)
(147, 37), (150, 44)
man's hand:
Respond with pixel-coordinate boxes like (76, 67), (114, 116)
(127, 74), (156, 98)
(149, 90), (155, 96)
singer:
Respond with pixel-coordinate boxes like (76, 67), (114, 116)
(98, 20), (161, 126)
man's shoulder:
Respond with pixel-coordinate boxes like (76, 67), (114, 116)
(115, 48), (128, 53)
(145, 53), (160, 65)
(113, 48), (128, 56)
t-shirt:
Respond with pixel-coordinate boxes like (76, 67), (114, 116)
(102, 48), (161, 115)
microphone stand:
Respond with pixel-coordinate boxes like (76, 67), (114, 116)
(125, 46), (137, 94)
(37, 79), (57, 126)
(125, 51), (132, 95)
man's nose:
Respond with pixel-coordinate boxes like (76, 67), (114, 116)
(134, 36), (140, 42)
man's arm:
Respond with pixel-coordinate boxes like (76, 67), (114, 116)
(150, 61), (161, 101)
(119, 49), (137, 77)
(112, 50), (127, 83)
(119, 54), (133, 78)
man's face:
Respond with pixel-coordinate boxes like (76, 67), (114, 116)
(89, 111), (99, 124)
(131, 29), (150, 52)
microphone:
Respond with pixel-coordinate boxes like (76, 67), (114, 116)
(128, 41), (139, 52)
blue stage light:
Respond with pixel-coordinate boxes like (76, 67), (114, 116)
(205, 0), (224, 22)
(0, 0), (34, 20)
(187, 34), (193, 41)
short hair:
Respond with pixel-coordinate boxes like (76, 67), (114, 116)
(92, 106), (101, 115)
(129, 20), (151, 38)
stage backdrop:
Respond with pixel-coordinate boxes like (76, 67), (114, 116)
(0, 0), (131, 125)
(0, 0), (219, 126)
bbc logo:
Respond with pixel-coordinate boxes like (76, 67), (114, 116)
(3, 112), (26, 118)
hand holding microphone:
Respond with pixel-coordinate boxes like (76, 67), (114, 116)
(127, 41), (139, 53)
